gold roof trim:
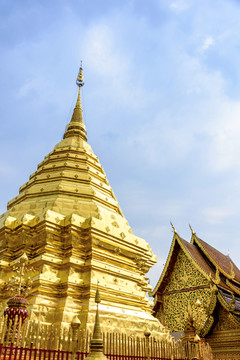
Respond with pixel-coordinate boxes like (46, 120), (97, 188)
(198, 286), (218, 336)
(199, 315), (214, 337)
(226, 279), (240, 296)
(150, 232), (211, 297)
(209, 268), (221, 285)
(230, 262), (236, 280)
(205, 289), (218, 316)
(217, 291), (235, 313)
(177, 237), (212, 282)
(191, 235), (238, 281)
(149, 232), (178, 297)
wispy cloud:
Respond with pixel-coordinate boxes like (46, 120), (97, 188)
(200, 36), (214, 52)
(1, 0), (240, 285)
(169, 0), (189, 12)
(202, 207), (234, 224)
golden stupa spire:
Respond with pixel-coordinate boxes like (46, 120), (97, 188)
(63, 63), (87, 141)
(84, 288), (107, 360)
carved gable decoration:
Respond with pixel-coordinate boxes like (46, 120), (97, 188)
(214, 306), (240, 332)
(165, 249), (208, 292)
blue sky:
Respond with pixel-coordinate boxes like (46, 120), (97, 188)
(1, 0), (240, 287)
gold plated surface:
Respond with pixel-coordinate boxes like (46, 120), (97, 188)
(0, 68), (166, 337)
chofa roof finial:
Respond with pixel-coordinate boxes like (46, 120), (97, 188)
(170, 220), (176, 234)
(189, 223), (196, 236)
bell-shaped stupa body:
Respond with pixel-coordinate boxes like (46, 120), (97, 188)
(0, 67), (164, 336)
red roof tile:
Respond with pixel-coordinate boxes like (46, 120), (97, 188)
(179, 238), (215, 277)
(194, 237), (240, 283)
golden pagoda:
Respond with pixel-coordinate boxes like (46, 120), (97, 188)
(0, 66), (165, 336)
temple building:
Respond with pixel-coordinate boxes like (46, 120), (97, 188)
(0, 67), (167, 336)
(150, 227), (240, 359)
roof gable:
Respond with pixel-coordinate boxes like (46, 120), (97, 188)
(192, 236), (240, 283)
(150, 233), (211, 296)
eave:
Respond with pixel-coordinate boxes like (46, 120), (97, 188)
(191, 234), (239, 282)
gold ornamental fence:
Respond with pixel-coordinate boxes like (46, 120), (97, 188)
(0, 316), (213, 360)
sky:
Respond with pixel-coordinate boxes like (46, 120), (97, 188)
(1, 0), (240, 289)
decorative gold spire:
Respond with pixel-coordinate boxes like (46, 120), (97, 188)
(76, 62), (84, 87)
(92, 287), (102, 343)
(84, 288), (107, 360)
(63, 64), (87, 141)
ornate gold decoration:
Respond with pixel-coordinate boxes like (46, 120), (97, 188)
(191, 235), (238, 281)
(157, 249), (210, 332)
(226, 279), (240, 295)
(153, 229), (240, 359)
(150, 232), (211, 298)
(0, 253), (34, 298)
(230, 262), (235, 280)
(180, 305), (199, 343)
(64, 64), (87, 141)
(188, 223), (195, 236)
(229, 293), (236, 311)
(84, 289), (107, 360)
(214, 306), (239, 331)
(165, 249), (209, 292)
(0, 69), (166, 336)
(170, 221), (176, 233)
(209, 267), (221, 285)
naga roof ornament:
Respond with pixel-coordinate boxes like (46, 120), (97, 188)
(170, 220), (176, 234)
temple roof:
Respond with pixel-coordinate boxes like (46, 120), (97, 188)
(150, 233), (218, 297)
(179, 238), (216, 279)
(191, 236), (240, 283)
(151, 231), (240, 297)
(150, 229), (240, 336)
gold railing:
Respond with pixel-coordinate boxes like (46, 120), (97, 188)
(0, 316), (213, 360)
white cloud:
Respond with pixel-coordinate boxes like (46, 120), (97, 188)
(17, 77), (42, 98)
(202, 207), (234, 224)
(205, 100), (240, 172)
(200, 36), (214, 52)
(83, 21), (152, 116)
(169, 0), (189, 12)
(1, 0), (240, 283)
(84, 24), (128, 79)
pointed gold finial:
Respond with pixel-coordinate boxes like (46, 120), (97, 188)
(170, 220), (176, 234)
(189, 223), (195, 236)
(63, 63), (87, 141)
(76, 62), (84, 87)
(92, 287), (101, 341)
(84, 286), (107, 360)
(95, 286), (101, 304)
